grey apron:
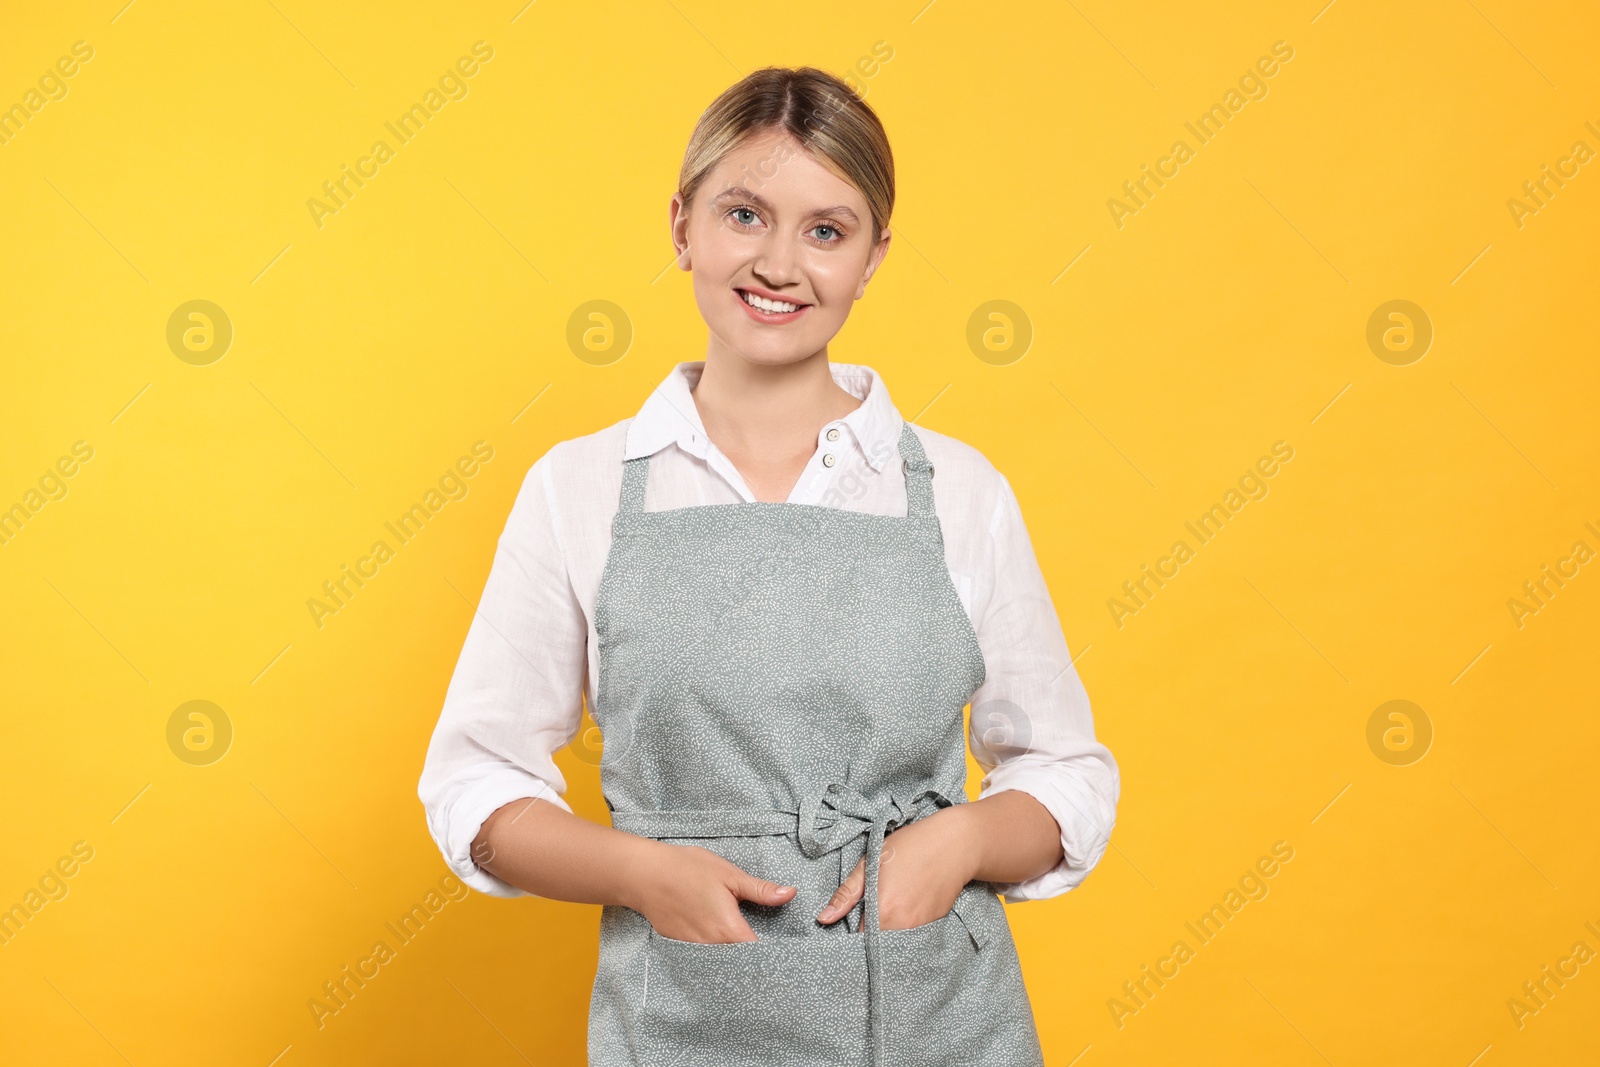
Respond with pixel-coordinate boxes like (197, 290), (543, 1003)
(586, 421), (1046, 1067)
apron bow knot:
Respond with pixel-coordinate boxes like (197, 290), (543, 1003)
(792, 780), (960, 1067)
(795, 781), (954, 859)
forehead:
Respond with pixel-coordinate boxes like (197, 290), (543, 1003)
(702, 130), (867, 212)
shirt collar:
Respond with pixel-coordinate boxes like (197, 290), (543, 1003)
(623, 360), (903, 474)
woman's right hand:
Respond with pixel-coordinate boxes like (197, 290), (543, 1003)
(627, 841), (797, 944)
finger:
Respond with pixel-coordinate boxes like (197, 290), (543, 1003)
(731, 872), (797, 907)
(818, 857), (865, 923)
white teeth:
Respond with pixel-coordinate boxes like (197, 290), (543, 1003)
(741, 290), (800, 313)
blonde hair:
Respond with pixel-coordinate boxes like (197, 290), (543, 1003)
(678, 67), (894, 246)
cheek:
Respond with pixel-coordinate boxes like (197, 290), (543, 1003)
(690, 272), (739, 332)
(807, 257), (866, 305)
(686, 236), (740, 303)
(702, 237), (772, 295)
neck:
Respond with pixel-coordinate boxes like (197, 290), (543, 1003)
(691, 349), (860, 460)
(690, 347), (865, 503)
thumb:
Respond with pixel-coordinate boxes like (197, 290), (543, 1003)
(730, 871), (797, 907)
(818, 857), (865, 924)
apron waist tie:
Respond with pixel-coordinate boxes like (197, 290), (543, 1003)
(611, 782), (962, 1067)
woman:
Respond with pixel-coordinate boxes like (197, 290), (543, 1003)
(418, 66), (1120, 1066)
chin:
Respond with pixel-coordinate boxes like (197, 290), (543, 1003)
(764, 319), (837, 351)
(700, 322), (820, 367)
(744, 347), (818, 367)
(718, 336), (815, 367)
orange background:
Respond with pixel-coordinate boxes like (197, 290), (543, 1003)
(2, 1), (1597, 1063)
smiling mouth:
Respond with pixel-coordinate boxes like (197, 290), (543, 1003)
(736, 289), (810, 314)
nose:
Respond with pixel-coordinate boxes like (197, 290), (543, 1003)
(751, 227), (801, 288)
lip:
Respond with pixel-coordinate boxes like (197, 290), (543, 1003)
(733, 286), (811, 325)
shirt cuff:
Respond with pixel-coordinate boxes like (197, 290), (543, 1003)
(977, 761), (1117, 903)
(429, 768), (572, 898)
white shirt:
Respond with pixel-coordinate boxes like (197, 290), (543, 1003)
(417, 360), (1119, 904)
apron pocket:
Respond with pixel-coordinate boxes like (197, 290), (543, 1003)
(878, 882), (992, 951)
(641, 928), (869, 1067)
(877, 884), (1037, 1067)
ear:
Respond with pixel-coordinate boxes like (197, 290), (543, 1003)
(669, 193), (693, 270)
(855, 228), (892, 299)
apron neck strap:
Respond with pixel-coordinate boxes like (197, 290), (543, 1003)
(617, 449), (652, 517)
(898, 421), (936, 520)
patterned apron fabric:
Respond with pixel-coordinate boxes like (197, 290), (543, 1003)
(586, 421), (1046, 1067)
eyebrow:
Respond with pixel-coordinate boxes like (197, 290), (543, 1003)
(709, 185), (861, 225)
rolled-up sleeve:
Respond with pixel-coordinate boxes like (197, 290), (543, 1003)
(969, 472), (1120, 903)
(417, 443), (587, 897)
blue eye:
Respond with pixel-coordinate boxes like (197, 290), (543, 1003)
(731, 207), (759, 226)
(813, 224), (839, 241)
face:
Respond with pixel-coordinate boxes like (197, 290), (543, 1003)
(669, 129), (890, 369)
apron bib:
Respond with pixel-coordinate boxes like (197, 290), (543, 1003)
(585, 421), (1046, 1067)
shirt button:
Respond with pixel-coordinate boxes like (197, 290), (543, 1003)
(826, 428), (840, 442)
(823, 453), (835, 467)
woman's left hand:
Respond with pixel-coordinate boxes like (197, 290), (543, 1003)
(816, 805), (980, 931)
